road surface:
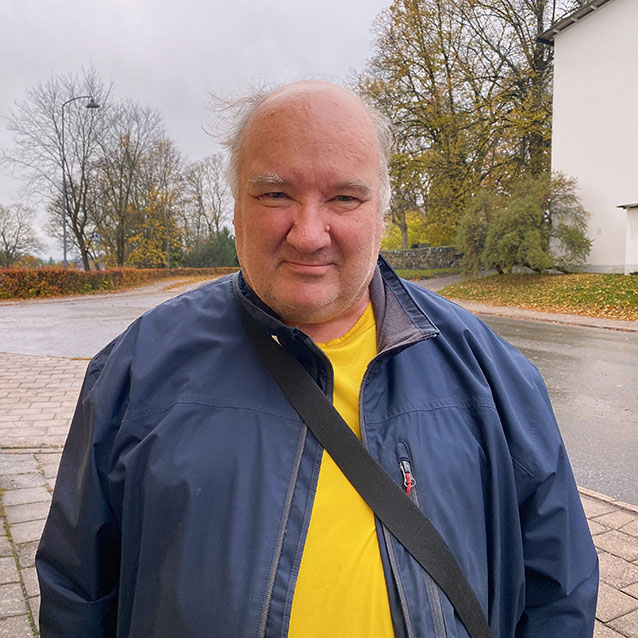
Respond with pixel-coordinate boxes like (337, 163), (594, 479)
(480, 315), (637, 505)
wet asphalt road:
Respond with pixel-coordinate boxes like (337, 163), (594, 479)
(1, 281), (636, 504)
(0, 280), (206, 359)
(479, 315), (638, 505)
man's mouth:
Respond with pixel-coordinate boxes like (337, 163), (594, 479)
(282, 260), (333, 275)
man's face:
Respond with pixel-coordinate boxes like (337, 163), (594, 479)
(233, 84), (385, 331)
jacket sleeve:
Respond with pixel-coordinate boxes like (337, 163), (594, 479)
(496, 351), (599, 637)
(515, 439), (599, 637)
(465, 319), (599, 636)
(36, 339), (129, 638)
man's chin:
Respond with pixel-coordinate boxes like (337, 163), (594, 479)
(251, 276), (371, 339)
(260, 287), (342, 323)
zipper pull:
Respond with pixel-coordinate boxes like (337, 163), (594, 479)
(399, 459), (416, 496)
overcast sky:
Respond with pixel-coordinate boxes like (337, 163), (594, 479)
(0, 0), (390, 258)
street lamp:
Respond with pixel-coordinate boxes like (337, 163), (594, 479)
(61, 95), (100, 266)
(164, 194), (170, 269)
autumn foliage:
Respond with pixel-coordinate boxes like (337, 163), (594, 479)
(361, 0), (580, 248)
(439, 273), (638, 321)
(0, 267), (237, 299)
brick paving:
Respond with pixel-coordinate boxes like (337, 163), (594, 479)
(1, 350), (637, 636)
(0, 352), (85, 637)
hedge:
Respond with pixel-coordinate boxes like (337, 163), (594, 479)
(0, 267), (239, 299)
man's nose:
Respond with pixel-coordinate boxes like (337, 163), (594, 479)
(286, 203), (331, 253)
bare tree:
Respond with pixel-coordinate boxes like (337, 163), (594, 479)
(2, 68), (112, 270)
(92, 101), (165, 265)
(182, 154), (231, 245)
(0, 203), (43, 268)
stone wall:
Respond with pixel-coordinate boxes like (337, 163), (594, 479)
(381, 246), (461, 270)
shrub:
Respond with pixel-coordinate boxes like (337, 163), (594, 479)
(456, 172), (592, 274)
(182, 229), (238, 267)
(0, 267), (238, 299)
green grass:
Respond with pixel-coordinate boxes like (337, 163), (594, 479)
(396, 267), (461, 280)
(438, 273), (638, 321)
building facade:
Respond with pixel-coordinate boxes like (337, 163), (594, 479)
(541, 0), (638, 274)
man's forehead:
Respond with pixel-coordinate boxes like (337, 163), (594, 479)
(246, 82), (375, 139)
(259, 81), (363, 112)
(237, 82), (382, 195)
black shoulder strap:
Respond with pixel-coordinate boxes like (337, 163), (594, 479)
(238, 304), (491, 638)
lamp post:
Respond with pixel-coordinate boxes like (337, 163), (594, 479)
(165, 194), (170, 269)
(61, 95), (100, 266)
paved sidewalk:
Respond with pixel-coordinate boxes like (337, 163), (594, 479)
(1, 350), (638, 637)
(452, 300), (638, 333)
(0, 353), (87, 637)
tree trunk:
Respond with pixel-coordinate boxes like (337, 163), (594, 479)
(399, 211), (409, 249)
(80, 247), (91, 271)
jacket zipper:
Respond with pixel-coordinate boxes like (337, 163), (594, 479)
(257, 427), (307, 638)
(359, 358), (417, 637)
(399, 458), (416, 499)
(265, 335), (332, 637)
(382, 526), (417, 638)
(397, 440), (420, 505)
(396, 442), (447, 638)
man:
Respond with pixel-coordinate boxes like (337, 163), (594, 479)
(37, 82), (598, 637)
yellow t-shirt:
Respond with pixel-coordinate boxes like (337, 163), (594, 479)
(288, 303), (394, 637)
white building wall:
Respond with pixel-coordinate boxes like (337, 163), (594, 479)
(626, 209), (638, 275)
(551, 0), (638, 272)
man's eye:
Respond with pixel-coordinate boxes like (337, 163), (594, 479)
(333, 195), (361, 207)
(263, 192), (288, 200)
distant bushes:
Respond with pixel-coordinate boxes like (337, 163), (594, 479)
(0, 267), (238, 299)
(181, 228), (239, 268)
(395, 268), (461, 280)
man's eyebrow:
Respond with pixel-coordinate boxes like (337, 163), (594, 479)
(335, 180), (373, 197)
(247, 174), (287, 188)
(247, 175), (374, 197)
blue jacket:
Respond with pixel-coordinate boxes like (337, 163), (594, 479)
(36, 259), (598, 637)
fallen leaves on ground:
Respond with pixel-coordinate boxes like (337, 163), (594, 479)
(438, 273), (638, 321)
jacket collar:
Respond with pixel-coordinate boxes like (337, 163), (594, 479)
(372, 254), (439, 353)
(232, 255), (439, 352)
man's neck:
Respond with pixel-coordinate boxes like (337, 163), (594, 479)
(288, 292), (371, 343)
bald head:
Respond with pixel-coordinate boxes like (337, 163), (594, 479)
(224, 81), (393, 214)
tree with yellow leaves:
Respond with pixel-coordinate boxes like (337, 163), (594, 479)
(360, 0), (582, 248)
(125, 188), (182, 269)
